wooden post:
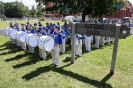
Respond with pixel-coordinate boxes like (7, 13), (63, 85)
(110, 24), (121, 74)
(71, 23), (76, 63)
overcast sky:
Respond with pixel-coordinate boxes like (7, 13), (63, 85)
(2, 0), (133, 9)
(2, 0), (37, 9)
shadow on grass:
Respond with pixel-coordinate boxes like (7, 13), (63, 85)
(62, 57), (71, 62)
(0, 42), (22, 55)
(12, 55), (42, 69)
(13, 59), (40, 69)
(22, 64), (53, 80)
(101, 73), (113, 83)
(4, 53), (29, 62)
(22, 63), (113, 88)
(0, 47), (8, 51)
(62, 56), (80, 63)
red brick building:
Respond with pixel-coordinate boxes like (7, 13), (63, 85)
(45, 0), (132, 19)
(45, 2), (80, 18)
(104, 0), (132, 19)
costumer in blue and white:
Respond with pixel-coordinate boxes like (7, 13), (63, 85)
(75, 34), (85, 56)
(27, 24), (36, 54)
(51, 25), (62, 67)
(39, 26), (47, 60)
(20, 23), (27, 50)
(99, 21), (105, 46)
(85, 34), (91, 52)
(14, 22), (21, 47)
(60, 26), (68, 53)
(9, 22), (15, 44)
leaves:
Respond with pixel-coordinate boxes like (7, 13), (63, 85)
(36, 0), (126, 21)
(3, 1), (29, 18)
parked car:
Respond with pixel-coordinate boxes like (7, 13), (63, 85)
(64, 16), (82, 22)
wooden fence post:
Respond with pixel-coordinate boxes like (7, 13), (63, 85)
(110, 24), (121, 74)
(71, 23), (76, 63)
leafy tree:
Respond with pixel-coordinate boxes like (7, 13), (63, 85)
(30, 5), (36, 16)
(4, 1), (30, 18)
(36, 0), (126, 22)
(0, 1), (5, 18)
(36, 4), (44, 16)
(22, 6), (30, 17)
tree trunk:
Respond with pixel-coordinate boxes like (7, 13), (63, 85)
(98, 15), (103, 23)
(82, 9), (85, 22)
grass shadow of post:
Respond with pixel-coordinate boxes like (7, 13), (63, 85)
(22, 65), (53, 80)
(0, 41), (24, 56)
(101, 73), (113, 83)
(4, 53), (29, 62)
(22, 63), (113, 88)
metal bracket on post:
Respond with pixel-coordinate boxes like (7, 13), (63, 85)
(71, 23), (76, 63)
(110, 24), (121, 74)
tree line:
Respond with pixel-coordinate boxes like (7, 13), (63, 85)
(0, 1), (44, 18)
(35, 0), (126, 22)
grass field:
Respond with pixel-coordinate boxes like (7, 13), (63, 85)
(0, 20), (133, 88)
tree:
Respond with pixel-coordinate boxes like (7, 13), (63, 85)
(0, 1), (5, 19)
(4, 1), (30, 18)
(22, 6), (30, 17)
(30, 5), (36, 16)
(36, 4), (44, 16)
(36, 0), (126, 22)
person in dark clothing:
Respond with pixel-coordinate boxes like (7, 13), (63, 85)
(26, 22), (29, 31)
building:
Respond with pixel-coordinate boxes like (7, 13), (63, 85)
(104, 0), (132, 19)
(45, 2), (80, 18)
(45, 0), (132, 19)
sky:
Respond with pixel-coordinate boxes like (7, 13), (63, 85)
(2, 0), (38, 9)
(2, 0), (133, 9)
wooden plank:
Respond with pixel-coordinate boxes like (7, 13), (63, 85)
(110, 24), (121, 74)
(67, 23), (130, 39)
(75, 23), (116, 37)
(71, 23), (76, 63)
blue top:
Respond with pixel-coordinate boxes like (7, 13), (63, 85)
(46, 26), (50, 32)
(46, 26), (50, 30)
(81, 34), (85, 39)
(63, 25), (68, 33)
(38, 27), (41, 33)
(61, 31), (68, 39)
(21, 28), (26, 32)
(128, 23), (132, 27)
(86, 34), (91, 37)
(39, 31), (47, 36)
(10, 26), (14, 29)
(50, 28), (54, 34)
(76, 34), (85, 40)
(14, 26), (20, 31)
(28, 28), (35, 34)
(53, 32), (62, 45)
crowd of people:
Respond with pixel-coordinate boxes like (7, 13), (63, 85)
(8, 20), (132, 67)
(9, 21), (68, 67)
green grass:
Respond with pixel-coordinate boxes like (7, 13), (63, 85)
(0, 20), (133, 88)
